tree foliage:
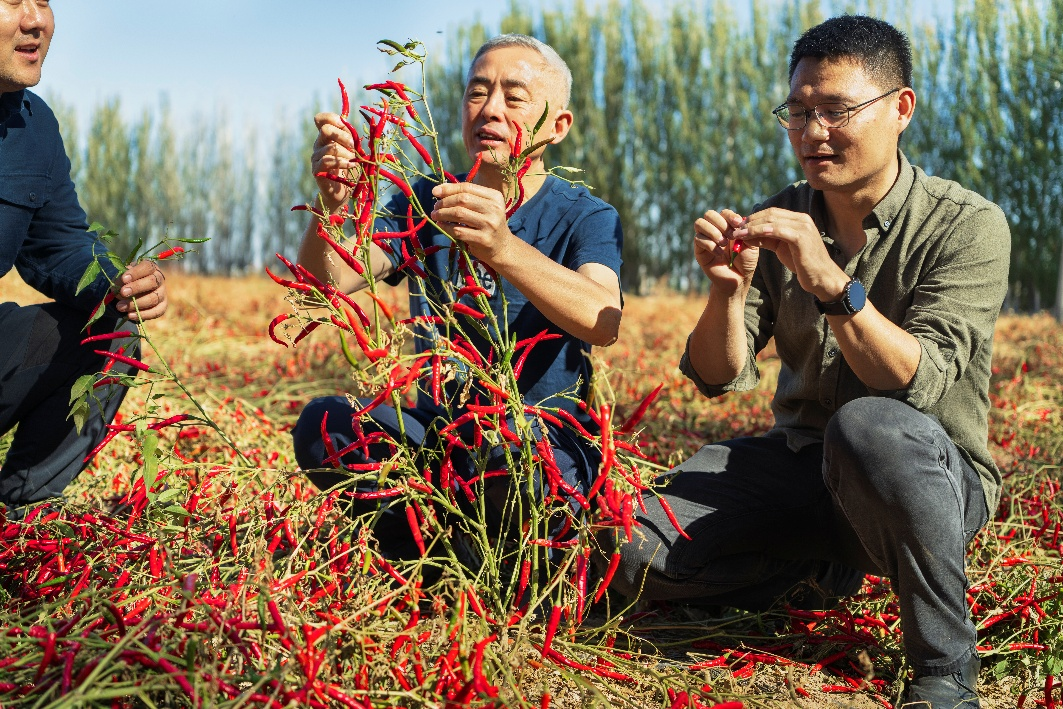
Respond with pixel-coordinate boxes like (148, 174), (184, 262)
(55, 0), (1063, 312)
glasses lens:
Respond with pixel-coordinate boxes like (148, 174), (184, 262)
(775, 105), (798, 129)
(816, 103), (850, 128)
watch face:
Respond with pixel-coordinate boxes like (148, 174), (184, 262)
(847, 279), (866, 313)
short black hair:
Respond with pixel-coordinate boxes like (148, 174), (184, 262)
(788, 15), (912, 89)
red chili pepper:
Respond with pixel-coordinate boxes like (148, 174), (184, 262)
(400, 126), (433, 166)
(541, 605), (562, 658)
(378, 168), (413, 197)
(80, 331), (134, 346)
(466, 154), (483, 182)
(337, 77), (350, 118)
(316, 170), (358, 189)
(618, 383), (664, 434)
(157, 246), (185, 260)
(646, 496), (689, 540)
(269, 314), (291, 347)
(315, 222), (364, 275)
(265, 266), (313, 292)
(94, 349), (150, 373)
(506, 157), (533, 218)
(405, 504), (426, 556)
(594, 552), (623, 603)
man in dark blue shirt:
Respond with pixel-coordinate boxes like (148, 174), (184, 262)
(291, 34), (623, 560)
(1, 1), (168, 521)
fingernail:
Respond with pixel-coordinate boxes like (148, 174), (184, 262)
(122, 287), (132, 296)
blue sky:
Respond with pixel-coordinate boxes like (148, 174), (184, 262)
(36, 0), (947, 141)
(37, 1), (523, 135)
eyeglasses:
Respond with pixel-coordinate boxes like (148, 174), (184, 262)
(772, 88), (901, 130)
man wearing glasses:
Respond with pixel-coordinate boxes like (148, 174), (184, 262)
(605, 15), (1008, 708)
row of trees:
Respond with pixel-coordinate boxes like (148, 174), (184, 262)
(54, 0), (1061, 312)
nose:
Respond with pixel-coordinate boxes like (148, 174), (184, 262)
(480, 87), (506, 123)
(19, 0), (48, 31)
(801, 113), (831, 142)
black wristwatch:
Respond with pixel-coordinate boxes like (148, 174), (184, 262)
(814, 277), (866, 315)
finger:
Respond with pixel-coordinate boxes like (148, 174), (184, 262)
(314, 112), (346, 132)
(719, 209), (746, 228)
(312, 151), (356, 174)
(430, 204), (490, 230)
(431, 181), (496, 201)
(120, 268), (165, 299)
(694, 216), (727, 246)
(117, 288), (164, 316)
(120, 260), (157, 284)
(125, 295), (168, 322)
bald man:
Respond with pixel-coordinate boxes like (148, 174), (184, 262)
(291, 34), (624, 563)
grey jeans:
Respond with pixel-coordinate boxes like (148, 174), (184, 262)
(606, 397), (988, 676)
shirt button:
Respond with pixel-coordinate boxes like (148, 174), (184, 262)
(29, 192), (37, 202)
(883, 219), (891, 229)
(825, 398), (833, 407)
(827, 347), (838, 358)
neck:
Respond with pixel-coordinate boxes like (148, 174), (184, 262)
(821, 155), (900, 255)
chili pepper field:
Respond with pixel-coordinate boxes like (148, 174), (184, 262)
(0, 270), (1060, 709)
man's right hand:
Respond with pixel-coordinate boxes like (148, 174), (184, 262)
(311, 112), (358, 211)
(693, 208), (758, 293)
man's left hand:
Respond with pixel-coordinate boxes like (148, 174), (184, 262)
(733, 207), (849, 301)
(114, 261), (168, 322)
(430, 182), (514, 266)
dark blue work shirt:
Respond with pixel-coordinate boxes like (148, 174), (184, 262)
(377, 174), (623, 418)
(1, 89), (117, 311)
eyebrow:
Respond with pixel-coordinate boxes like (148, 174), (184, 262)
(786, 93), (854, 104)
(467, 76), (532, 92)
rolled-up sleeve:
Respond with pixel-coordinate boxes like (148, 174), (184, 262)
(876, 205), (1010, 410)
(679, 265), (776, 399)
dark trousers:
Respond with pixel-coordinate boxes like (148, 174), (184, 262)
(0, 301), (138, 508)
(607, 397), (988, 676)
(291, 396), (599, 555)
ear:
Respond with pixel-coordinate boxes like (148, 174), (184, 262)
(549, 108), (574, 145)
(896, 87), (916, 134)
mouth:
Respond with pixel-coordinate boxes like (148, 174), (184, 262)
(14, 42), (41, 61)
(803, 154), (838, 168)
(474, 128), (507, 147)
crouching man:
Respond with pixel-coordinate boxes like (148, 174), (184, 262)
(291, 35), (623, 562)
(606, 16), (1008, 709)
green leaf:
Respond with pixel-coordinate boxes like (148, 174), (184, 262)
(107, 253), (125, 272)
(123, 237), (144, 265)
(75, 261), (101, 296)
(992, 659), (1009, 679)
(70, 374), (95, 405)
(378, 39), (406, 53)
(142, 430), (160, 493)
(160, 504), (190, 518)
(88, 221), (105, 234)
(155, 487), (183, 504)
(68, 400), (89, 434)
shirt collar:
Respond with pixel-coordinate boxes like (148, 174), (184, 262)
(808, 149), (915, 243)
(0, 89), (28, 122)
(865, 149), (915, 233)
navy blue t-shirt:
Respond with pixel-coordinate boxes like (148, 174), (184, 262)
(375, 174), (623, 418)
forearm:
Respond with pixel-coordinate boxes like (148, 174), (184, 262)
(490, 238), (621, 347)
(829, 303), (921, 390)
(687, 281), (752, 386)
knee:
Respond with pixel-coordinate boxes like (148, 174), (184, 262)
(824, 397), (929, 470)
(824, 397), (937, 509)
(292, 398), (333, 469)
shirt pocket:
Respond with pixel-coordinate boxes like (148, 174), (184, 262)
(0, 172), (51, 209)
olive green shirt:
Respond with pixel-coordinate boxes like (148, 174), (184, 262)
(681, 151), (1011, 512)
